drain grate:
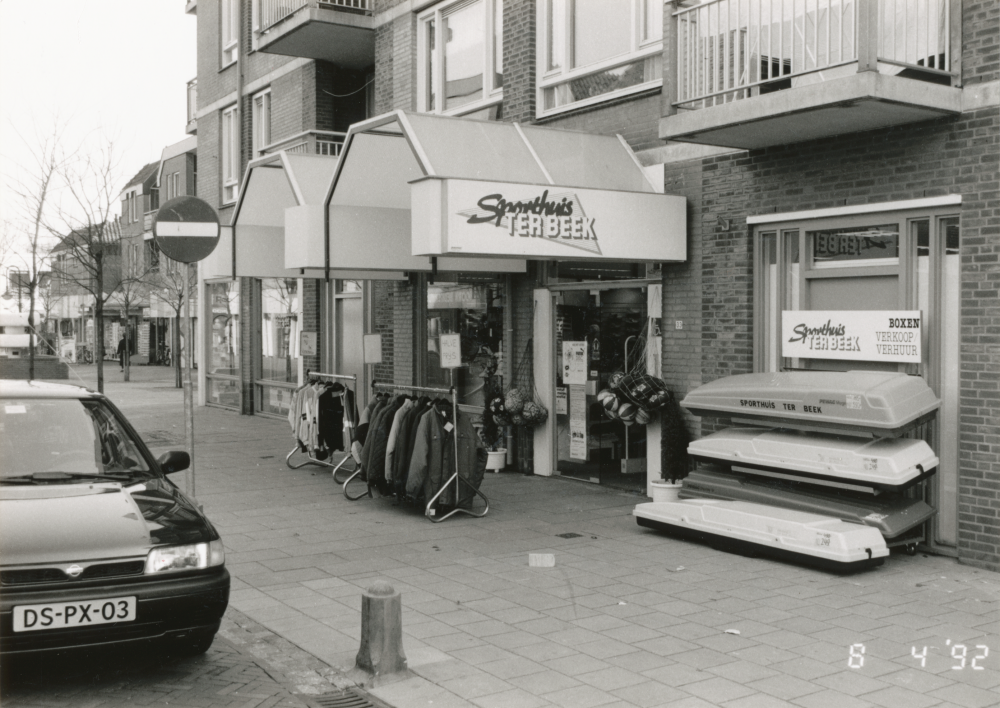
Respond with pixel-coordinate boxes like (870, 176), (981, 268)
(556, 532), (583, 538)
(309, 687), (388, 708)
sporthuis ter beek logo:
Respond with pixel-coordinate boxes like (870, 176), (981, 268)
(457, 189), (602, 256)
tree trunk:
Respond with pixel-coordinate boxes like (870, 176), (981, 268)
(95, 253), (104, 393)
(174, 312), (182, 388)
(28, 286), (36, 381)
(123, 304), (131, 382)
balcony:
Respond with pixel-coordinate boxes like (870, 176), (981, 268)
(257, 0), (374, 69)
(261, 130), (347, 157)
(660, 0), (963, 150)
(186, 78), (197, 135)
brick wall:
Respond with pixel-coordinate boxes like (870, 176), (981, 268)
(660, 159), (705, 441)
(374, 22), (394, 114)
(371, 280), (395, 383)
(502, 0), (535, 123)
(392, 280), (414, 385)
(538, 92), (663, 152)
(301, 279), (321, 374)
(392, 13), (417, 111)
(964, 1), (1000, 84)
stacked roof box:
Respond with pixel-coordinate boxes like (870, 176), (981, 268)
(634, 371), (940, 572)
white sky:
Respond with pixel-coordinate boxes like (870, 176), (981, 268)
(0, 0), (196, 245)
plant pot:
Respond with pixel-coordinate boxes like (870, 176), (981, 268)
(650, 480), (683, 503)
(486, 449), (507, 472)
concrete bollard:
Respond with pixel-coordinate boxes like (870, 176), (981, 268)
(355, 580), (407, 680)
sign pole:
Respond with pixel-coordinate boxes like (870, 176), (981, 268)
(153, 196), (220, 501)
(184, 261), (196, 497)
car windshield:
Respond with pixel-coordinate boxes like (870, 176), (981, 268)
(0, 398), (152, 481)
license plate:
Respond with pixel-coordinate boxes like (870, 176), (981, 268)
(13, 597), (137, 632)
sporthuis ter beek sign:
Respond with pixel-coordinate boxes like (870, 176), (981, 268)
(782, 311), (922, 363)
(409, 177), (687, 262)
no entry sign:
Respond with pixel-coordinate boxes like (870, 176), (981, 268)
(153, 196), (221, 263)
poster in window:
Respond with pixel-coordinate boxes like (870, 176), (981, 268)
(570, 421), (587, 460)
(562, 340), (587, 385)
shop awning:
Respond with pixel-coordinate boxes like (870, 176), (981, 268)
(228, 152), (382, 279)
(325, 111), (686, 265)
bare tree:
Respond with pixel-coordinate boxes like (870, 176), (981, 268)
(49, 136), (125, 393)
(5, 122), (66, 379)
(111, 227), (158, 382)
(149, 255), (197, 388)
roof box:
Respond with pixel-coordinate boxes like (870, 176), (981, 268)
(680, 371), (939, 436)
(679, 465), (935, 540)
(634, 499), (888, 573)
(688, 427), (938, 492)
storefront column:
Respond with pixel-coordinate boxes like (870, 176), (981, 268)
(239, 277), (256, 415)
(532, 288), (554, 477)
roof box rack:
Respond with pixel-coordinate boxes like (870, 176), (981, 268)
(680, 371), (939, 437)
(688, 427), (938, 493)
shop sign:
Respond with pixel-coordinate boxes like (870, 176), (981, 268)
(781, 311), (921, 363)
(410, 178), (686, 262)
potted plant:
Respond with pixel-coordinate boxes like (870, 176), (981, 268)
(477, 349), (508, 471)
(651, 394), (690, 502)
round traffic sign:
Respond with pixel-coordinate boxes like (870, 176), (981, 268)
(153, 196), (221, 263)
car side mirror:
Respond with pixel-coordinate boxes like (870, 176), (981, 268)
(157, 450), (190, 475)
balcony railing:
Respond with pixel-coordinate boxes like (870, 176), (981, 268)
(673, 0), (953, 109)
(261, 130), (347, 157)
(260, 0), (371, 33)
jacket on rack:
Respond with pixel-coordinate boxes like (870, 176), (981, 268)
(318, 386), (357, 452)
(406, 407), (486, 505)
(368, 396), (406, 494)
(384, 399), (415, 482)
(392, 397), (429, 496)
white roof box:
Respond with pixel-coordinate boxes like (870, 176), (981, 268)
(634, 499), (888, 573)
(688, 427), (938, 492)
(681, 371), (940, 436)
(680, 465), (935, 540)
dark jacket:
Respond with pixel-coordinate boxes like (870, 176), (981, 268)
(406, 408), (486, 505)
(364, 396), (405, 495)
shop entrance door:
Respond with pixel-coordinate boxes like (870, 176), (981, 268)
(555, 288), (648, 492)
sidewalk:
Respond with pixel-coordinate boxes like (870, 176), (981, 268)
(51, 365), (1000, 708)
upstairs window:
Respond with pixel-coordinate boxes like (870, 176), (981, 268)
(418, 0), (504, 116)
(222, 0), (238, 67)
(252, 89), (271, 157)
(222, 104), (239, 204)
(538, 0), (662, 116)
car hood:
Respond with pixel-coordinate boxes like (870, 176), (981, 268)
(0, 479), (216, 566)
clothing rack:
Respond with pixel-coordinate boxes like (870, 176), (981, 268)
(343, 380), (489, 522)
(285, 371), (358, 483)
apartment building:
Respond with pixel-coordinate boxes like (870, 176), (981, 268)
(190, 1), (998, 571)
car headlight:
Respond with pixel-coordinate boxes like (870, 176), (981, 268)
(145, 539), (225, 574)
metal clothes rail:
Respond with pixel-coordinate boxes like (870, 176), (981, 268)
(343, 380), (489, 522)
(285, 371), (358, 483)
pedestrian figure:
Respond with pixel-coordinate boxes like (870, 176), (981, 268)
(117, 335), (127, 371)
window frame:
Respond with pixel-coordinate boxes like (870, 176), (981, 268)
(536, 0), (663, 118)
(252, 88), (272, 157)
(221, 104), (240, 205)
(416, 0), (504, 117)
(221, 0), (239, 68)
